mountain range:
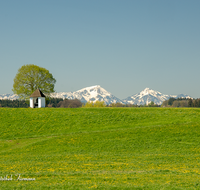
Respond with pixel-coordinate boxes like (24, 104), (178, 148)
(0, 85), (191, 105)
(124, 88), (191, 105)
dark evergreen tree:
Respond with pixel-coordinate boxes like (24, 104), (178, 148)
(168, 98), (176, 106)
(188, 99), (193, 107)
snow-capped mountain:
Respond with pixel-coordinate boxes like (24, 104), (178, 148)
(51, 85), (123, 105)
(0, 94), (19, 100)
(0, 86), (191, 105)
(123, 88), (191, 105)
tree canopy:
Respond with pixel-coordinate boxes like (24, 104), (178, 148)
(12, 64), (56, 99)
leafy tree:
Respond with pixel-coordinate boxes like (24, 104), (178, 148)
(83, 101), (94, 107)
(83, 101), (106, 107)
(172, 100), (180, 107)
(93, 101), (106, 107)
(12, 64), (56, 99)
(179, 100), (188, 107)
(161, 100), (168, 107)
(148, 101), (154, 107)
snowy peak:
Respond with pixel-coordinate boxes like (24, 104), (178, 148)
(77, 85), (101, 92)
(77, 85), (111, 96)
(140, 88), (151, 95)
(123, 88), (191, 105)
(139, 88), (161, 96)
(51, 85), (122, 105)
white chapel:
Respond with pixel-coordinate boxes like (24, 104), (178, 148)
(30, 89), (46, 108)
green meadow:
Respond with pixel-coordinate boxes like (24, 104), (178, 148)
(0, 107), (200, 189)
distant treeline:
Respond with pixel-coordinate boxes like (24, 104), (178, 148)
(0, 98), (155, 108)
(0, 98), (83, 108)
(0, 99), (29, 108)
(82, 101), (159, 107)
(47, 99), (140, 108)
(47, 98), (82, 108)
(46, 97), (63, 107)
(108, 102), (159, 107)
(1, 97), (200, 108)
(162, 98), (200, 107)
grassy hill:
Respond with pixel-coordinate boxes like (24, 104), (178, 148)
(0, 107), (200, 189)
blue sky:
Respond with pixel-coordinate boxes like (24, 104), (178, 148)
(1, 0), (200, 99)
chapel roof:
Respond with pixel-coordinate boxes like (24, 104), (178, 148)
(30, 89), (46, 98)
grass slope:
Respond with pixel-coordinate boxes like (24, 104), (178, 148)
(0, 108), (200, 189)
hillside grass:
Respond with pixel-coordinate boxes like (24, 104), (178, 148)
(0, 107), (200, 189)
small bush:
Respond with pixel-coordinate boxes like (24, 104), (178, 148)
(83, 101), (106, 107)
